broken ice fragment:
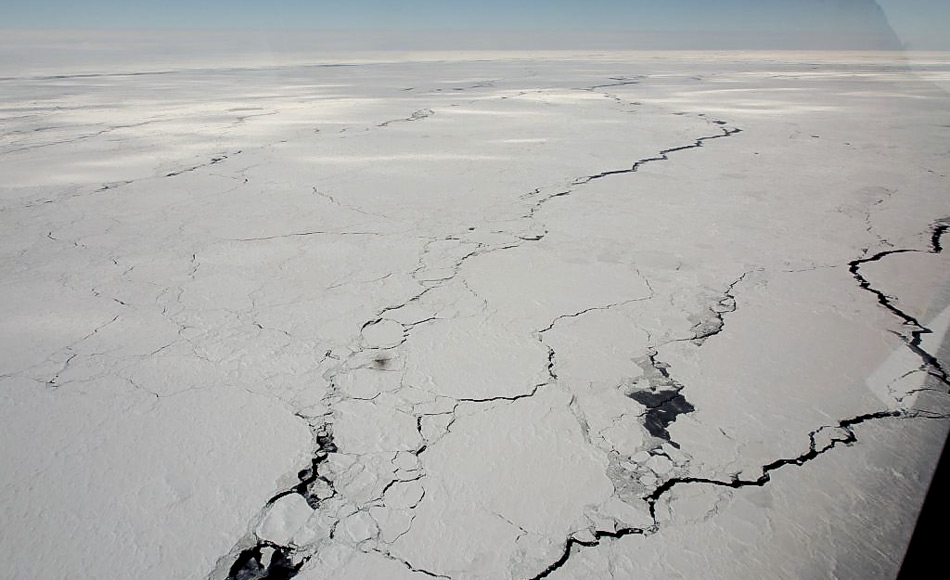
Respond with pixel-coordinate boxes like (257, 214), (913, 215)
(257, 494), (315, 546)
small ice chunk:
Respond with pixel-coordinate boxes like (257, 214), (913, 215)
(256, 494), (314, 545)
(384, 480), (425, 509)
(630, 451), (652, 463)
(646, 455), (674, 475)
(392, 451), (420, 471)
(309, 478), (334, 500)
(259, 546), (275, 569)
(572, 529), (597, 543)
(340, 511), (379, 544)
(371, 506), (414, 544)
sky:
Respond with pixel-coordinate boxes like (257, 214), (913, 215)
(1, 0), (948, 50)
(877, 0), (950, 50)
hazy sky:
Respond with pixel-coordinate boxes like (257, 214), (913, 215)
(1, 1), (947, 49)
(878, 0), (950, 50)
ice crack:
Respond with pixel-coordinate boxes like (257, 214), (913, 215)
(571, 124), (741, 186)
(164, 150), (242, 178)
(378, 108), (435, 128)
(847, 219), (950, 385)
(528, 410), (908, 580)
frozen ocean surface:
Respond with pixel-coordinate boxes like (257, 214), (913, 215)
(0, 47), (948, 579)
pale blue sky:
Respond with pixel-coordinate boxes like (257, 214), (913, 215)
(1, 1), (947, 49)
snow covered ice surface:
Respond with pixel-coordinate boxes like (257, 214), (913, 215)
(1, 49), (949, 580)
